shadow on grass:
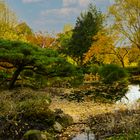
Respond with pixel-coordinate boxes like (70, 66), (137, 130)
(87, 107), (140, 139)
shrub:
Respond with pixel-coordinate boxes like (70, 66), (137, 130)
(138, 60), (140, 67)
(125, 66), (140, 76)
(0, 89), (74, 139)
(87, 64), (99, 75)
(99, 64), (128, 84)
(0, 89), (54, 140)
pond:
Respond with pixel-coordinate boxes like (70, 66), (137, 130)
(117, 84), (140, 104)
(72, 85), (140, 140)
(72, 132), (95, 140)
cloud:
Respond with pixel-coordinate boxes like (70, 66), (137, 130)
(63, 0), (77, 7)
(62, 0), (91, 7)
(22, 0), (43, 3)
(78, 0), (91, 7)
(41, 7), (80, 18)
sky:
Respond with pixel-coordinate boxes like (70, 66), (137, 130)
(6, 0), (114, 33)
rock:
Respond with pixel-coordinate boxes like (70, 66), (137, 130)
(55, 109), (73, 127)
(56, 113), (73, 127)
(41, 134), (48, 140)
(54, 108), (63, 114)
(53, 121), (63, 132)
(22, 130), (47, 140)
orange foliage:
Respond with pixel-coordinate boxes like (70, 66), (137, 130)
(27, 32), (56, 49)
(83, 30), (118, 64)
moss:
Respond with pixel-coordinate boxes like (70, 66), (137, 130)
(23, 130), (42, 140)
(23, 130), (56, 140)
(43, 131), (55, 140)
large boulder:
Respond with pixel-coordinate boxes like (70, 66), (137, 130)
(53, 122), (63, 132)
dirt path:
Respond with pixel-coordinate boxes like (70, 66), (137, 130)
(50, 97), (127, 122)
(49, 98), (130, 140)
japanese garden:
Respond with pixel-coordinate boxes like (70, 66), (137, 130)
(0, 0), (140, 140)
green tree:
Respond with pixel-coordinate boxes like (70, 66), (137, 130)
(0, 39), (76, 89)
(65, 4), (103, 65)
(57, 30), (73, 54)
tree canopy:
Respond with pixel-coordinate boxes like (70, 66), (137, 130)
(0, 39), (76, 89)
(61, 4), (103, 65)
(109, 0), (140, 50)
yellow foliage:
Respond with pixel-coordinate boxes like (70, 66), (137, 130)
(109, 0), (140, 50)
(83, 30), (117, 64)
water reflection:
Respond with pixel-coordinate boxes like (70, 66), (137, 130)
(72, 133), (95, 140)
(117, 85), (140, 104)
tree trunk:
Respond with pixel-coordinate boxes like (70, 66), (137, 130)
(137, 44), (140, 50)
(120, 59), (125, 68)
(9, 66), (23, 89)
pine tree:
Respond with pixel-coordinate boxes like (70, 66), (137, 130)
(65, 4), (103, 65)
(0, 39), (76, 89)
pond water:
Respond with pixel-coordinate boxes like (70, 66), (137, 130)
(117, 84), (140, 104)
(72, 85), (140, 140)
(72, 132), (95, 140)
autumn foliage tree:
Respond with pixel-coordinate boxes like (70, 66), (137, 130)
(15, 22), (33, 36)
(84, 30), (115, 65)
(27, 32), (56, 49)
(0, 1), (18, 40)
(0, 1), (32, 42)
(0, 1), (17, 27)
(128, 45), (140, 64)
(84, 29), (130, 67)
(109, 0), (140, 50)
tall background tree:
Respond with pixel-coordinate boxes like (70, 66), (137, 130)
(0, 0), (17, 26)
(0, 1), (34, 42)
(109, 0), (140, 50)
(0, 0), (18, 39)
(15, 22), (33, 36)
(60, 4), (103, 65)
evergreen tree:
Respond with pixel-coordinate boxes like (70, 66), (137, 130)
(65, 4), (103, 65)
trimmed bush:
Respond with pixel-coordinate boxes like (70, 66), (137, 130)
(87, 64), (99, 75)
(99, 64), (128, 84)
